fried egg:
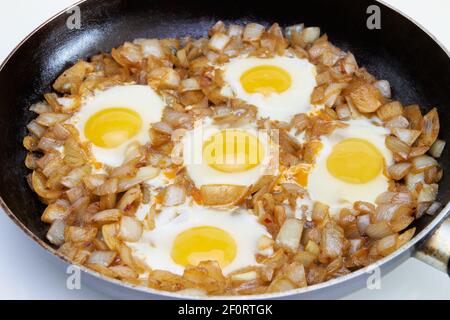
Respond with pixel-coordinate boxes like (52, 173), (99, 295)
(69, 85), (165, 167)
(181, 119), (278, 188)
(128, 202), (272, 275)
(222, 56), (317, 122)
(306, 118), (393, 212)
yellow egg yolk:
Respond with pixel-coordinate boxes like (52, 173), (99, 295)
(171, 226), (237, 268)
(202, 129), (265, 173)
(240, 65), (292, 95)
(294, 165), (311, 187)
(85, 108), (142, 148)
(327, 138), (384, 184)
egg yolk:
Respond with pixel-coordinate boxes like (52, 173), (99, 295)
(202, 129), (265, 173)
(240, 65), (292, 95)
(85, 108), (142, 148)
(294, 165), (311, 187)
(171, 226), (237, 268)
(327, 138), (384, 184)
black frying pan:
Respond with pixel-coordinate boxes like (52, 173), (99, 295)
(0, 0), (448, 299)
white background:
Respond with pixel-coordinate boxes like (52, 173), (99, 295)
(0, 0), (449, 299)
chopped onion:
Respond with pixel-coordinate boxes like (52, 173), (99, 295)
(415, 202), (431, 219)
(163, 110), (193, 128)
(417, 108), (439, 147)
(301, 27), (321, 44)
(200, 184), (249, 206)
(109, 265), (138, 279)
(376, 101), (403, 121)
(396, 228), (415, 248)
(230, 271), (258, 283)
(31, 170), (61, 200)
(102, 223), (120, 250)
(162, 184), (186, 207)
(294, 251), (316, 268)
(276, 218), (304, 252)
(341, 53), (358, 75)
(388, 162), (412, 180)
(91, 209), (122, 224)
(38, 137), (63, 152)
(375, 203), (411, 223)
(349, 239), (363, 254)
(61, 165), (91, 188)
(385, 135), (410, 155)
(66, 186), (85, 203)
(94, 178), (119, 196)
(41, 203), (70, 223)
(391, 128), (421, 146)
(118, 216), (143, 242)
(285, 262), (307, 288)
(227, 24), (244, 38)
(30, 101), (52, 114)
(152, 121), (173, 135)
(384, 115), (409, 129)
(411, 155), (437, 173)
(285, 24), (304, 41)
(321, 222), (345, 259)
(390, 214), (414, 233)
(312, 202), (329, 222)
(373, 80), (391, 98)
(136, 39), (164, 58)
(429, 139), (445, 158)
(336, 104), (352, 120)
(88, 250), (117, 267)
(27, 120), (46, 138)
(375, 192), (413, 205)
(305, 240), (320, 256)
(46, 219), (66, 245)
(354, 201), (375, 215)
(405, 171), (425, 191)
(117, 166), (160, 192)
(426, 201), (441, 216)
(376, 234), (398, 256)
(409, 146), (429, 158)
(83, 174), (107, 190)
(180, 78), (201, 92)
(35, 113), (70, 127)
(52, 123), (70, 140)
(365, 221), (393, 239)
(243, 23), (265, 42)
(65, 226), (98, 243)
(208, 33), (231, 52)
(417, 183), (438, 203)
(117, 187), (142, 213)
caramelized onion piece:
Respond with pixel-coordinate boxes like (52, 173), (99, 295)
(200, 184), (249, 206)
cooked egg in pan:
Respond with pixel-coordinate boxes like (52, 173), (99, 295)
(306, 118), (393, 212)
(181, 119), (278, 188)
(222, 56), (317, 122)
(128, 203), (272, 275)
(68, 85), (166, 167)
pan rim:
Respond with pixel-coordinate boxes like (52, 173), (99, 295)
(0, 0), (448, 300)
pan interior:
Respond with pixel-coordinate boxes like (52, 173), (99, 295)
(0, 0), (448, 250)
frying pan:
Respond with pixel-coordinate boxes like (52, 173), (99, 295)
(0, 0), (448, 299)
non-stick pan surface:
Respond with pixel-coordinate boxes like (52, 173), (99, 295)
(0, 0), (448, 298)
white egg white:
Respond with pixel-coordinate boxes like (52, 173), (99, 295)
(68, 85), (166, 167)
(222, 56), (317, 122)
(181, 119), (278, 188)
(127, 202), (272, 275)
(307, 118), (393, 214)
